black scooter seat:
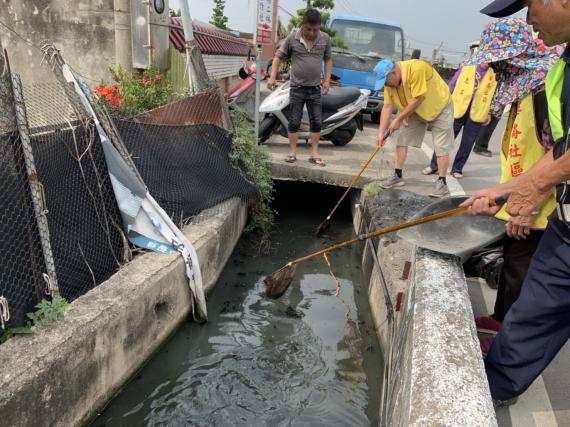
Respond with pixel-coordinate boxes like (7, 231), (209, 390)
(322, 86), (361, 111)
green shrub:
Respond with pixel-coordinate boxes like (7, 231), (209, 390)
(0, 297), (69, 344)
(229, 109), (275, 244)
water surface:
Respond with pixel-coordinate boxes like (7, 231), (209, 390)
(93, 184), (382, 426)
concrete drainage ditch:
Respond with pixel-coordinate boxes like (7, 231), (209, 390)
(0, 185), (497, 426)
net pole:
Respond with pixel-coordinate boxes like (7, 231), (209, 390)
(11, 73), (60, 297)
(253, 0), (262, 140)
(0, 43), (16, 134)
(180, 0), (210, 95)
(254, 44), (261, 140)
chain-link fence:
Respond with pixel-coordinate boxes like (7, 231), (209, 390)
(0, 130), (47, 328)
(1, 48), (258, 329)
(24, 83), (129, 302)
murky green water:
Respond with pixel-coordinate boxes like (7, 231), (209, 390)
(92, 183), (382, 427)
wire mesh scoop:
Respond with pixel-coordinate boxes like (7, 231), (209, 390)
(397, 195), (506, 261)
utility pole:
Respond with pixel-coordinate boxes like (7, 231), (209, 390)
(432, 42), (444, 64)
(306, 0), (311, 9)
(114, 0), (133, 71)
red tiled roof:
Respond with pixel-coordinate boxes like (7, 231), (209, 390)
(169, 17), (250, 57)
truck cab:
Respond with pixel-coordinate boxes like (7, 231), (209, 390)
(328, 16), (405, 123)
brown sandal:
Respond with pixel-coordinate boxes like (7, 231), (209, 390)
(421, 166), (438, 175)
(284, 155), (296, 163)
(308, 157), (326, 167)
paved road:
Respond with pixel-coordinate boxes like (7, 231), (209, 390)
(264, 116), (570, 426)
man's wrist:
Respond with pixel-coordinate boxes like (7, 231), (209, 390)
(533, 171), (557, 193)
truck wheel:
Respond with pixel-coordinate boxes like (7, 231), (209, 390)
(371, 111), (381, 124)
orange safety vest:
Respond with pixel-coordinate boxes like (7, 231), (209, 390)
(451, 66), (497, 123)
(495, 93), (556, 228)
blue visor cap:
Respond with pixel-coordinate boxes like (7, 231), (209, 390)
(374, 60), (394, 91)
(481, 0), (524, 17)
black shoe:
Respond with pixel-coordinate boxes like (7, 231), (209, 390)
(493, 396), (519, 408)
(473, 147), (492, 157)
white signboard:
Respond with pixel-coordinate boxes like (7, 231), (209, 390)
(255, 0), (273, 45)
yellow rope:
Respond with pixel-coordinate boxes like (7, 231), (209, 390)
(322, 253), (351, 321)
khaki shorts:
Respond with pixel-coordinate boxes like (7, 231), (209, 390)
(396, 102), (454, 156)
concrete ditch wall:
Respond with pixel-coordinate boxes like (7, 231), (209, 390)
(0, 198), (248, 427)
(356, 188), (497, 426)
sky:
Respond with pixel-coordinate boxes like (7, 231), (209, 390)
(171, 0), (525, 65)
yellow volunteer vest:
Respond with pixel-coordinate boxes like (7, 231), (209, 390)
(385, 60), (451, 122)
(451, 66), (496, 123)
(496, 93), (556, 228)
(546, 59), (566, 142)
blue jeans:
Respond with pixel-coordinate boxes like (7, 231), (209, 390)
(429, 112), (482, 173)
(485, 225), (570, 400)
(288, 86), (322, 133)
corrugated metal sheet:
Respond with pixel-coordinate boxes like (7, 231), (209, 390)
(167, 47), (190, 94)
(203, 55), (244, 79)
(132, 88), (225, 127)
(169, 17), (250, 57)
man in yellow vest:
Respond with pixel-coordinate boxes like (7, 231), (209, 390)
(375, 59), (453, 198)
(422, 63), (497, 179)
(462, 0), (570, 406)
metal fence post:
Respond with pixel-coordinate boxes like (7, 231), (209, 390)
(0, 45), (16, 134)
(11, 74), (60, 297)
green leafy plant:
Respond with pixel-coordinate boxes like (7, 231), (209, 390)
(210, 0), (229, 30)
(0, 327), (33, 344)
(229, 109), (274, 246)
(363, 184), (382, 198)
(27, 297), (69, 329)
(95, 66), (174, 117)
(0, 297), (69, 344)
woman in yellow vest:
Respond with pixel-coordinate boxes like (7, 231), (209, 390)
(422, 64), (497, 178)
(463, 19), (561, 353)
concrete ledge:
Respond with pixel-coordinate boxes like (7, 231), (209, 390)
(387, 249), (497, 426)
(270, 161), (375, 188)
(358, 188), (496, 426)
(0, 198), (248, 427)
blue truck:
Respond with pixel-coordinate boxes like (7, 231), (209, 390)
(328, 16), (411, 123)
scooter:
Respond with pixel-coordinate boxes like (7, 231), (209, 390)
(226, 54), (266, 109)
(258, 80), (370, 146)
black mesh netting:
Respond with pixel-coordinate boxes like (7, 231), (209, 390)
(115, 120), (258, 224)
(0, 132), (46, 328)
(1, 78), (258, 328)
(30, 123), (127, 302)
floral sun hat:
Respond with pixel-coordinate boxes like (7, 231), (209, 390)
(466, 18), (534, 66)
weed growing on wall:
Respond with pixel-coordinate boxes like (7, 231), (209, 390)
(0, 297), (69, 344)
(229, 109), (275, 245)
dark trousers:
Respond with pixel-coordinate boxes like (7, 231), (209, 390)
(429, 112), (482, 173)
(486, 225), (570, 400)
(288, 86), (322, 133)
(474, 115), (500, 150)
(492, 231), (544, 322)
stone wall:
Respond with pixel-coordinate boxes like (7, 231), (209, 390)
(0, 0), (116, 85)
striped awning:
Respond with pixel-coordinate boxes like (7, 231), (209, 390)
(169, 17), (250, 57)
